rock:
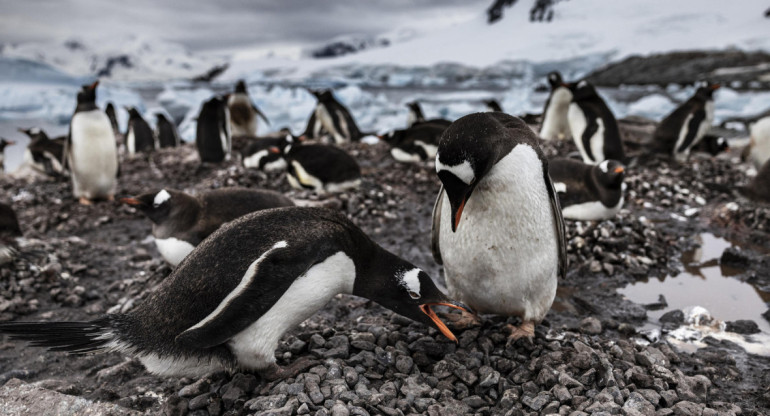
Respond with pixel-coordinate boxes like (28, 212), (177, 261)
(580, 317), (603, 335)
(188, 393), (214, 411)
(672, 401), (705, 416)
(622, 392), (655, 416)
(399, 375), (431, 397)
(0, 378), (139, 415)
(246, 394), (288, 412)
(395, 355), (413, 374)
(659, 310), (685, 325)
(162, 395), (189, 416)
(521, 393), (551, 411)
(675, 372), (710, 403)
(179, 378), (211, 398)
(724, 320), (761, 335)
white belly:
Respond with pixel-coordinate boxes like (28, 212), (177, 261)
(540, 88), (572, 140)
(154, 237), (196, 267)
(263, 158), (287, 173)
(228, 94), (257, 136)
(243, 149), (268, 169)
(750, 117), (770, 168)
(126, 128), (136, 155)
(562, 195), (624, 221)
(316, 105), (345, 144)
(288, 161), (324, 192)
(568, 105), (605, 165)
(416, 141), (438, 159)
(439, 146), (559, 321)
(391, 147), (422, 163)
(69, 110), (119, 199)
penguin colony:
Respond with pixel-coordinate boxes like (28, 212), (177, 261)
(0, 70), (764, 385)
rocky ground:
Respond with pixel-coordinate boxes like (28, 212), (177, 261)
(0, 119), (769, 415)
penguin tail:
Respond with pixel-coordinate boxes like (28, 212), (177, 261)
(0, 318), (114, 354)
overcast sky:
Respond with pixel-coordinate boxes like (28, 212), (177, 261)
(0, 0), (486, 52)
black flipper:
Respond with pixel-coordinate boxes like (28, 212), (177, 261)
(676, 109), (706, 154)
(252, 104), (271, 126)
(581, 112), (599, 163)
(430, 185), (445, 265)
(543, 162), (568, 280)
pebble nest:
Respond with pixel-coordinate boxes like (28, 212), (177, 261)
(0, 119), (768, 415)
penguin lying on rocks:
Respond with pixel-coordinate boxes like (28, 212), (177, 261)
(122, 187), (294, 267)
(284, 144), (362, 193)
(382, 122), (446, 163)
(549, 158), (626, 221)
(0, 207), (471, 379)
(241, 134), (295, 172)
(18, 128), (67, 178)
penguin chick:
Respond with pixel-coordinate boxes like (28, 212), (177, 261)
(122, 187), (294, 267)
(0, 207), (471, 379)
(549, 158), (626, 221)
(228, 80), (270, 136)
(432, 112), (566, 340)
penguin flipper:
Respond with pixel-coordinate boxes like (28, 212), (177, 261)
(581, 116), (599, 162)
(430, 185), (444, 265)
(676, 109), (706, 154)
(253, 104), (271, 126)
(175, 241), (310, 349)
(303, 111), (317, 138)
(544, 169), (568, 280)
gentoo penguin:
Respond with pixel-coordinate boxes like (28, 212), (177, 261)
(0, 207), (470, 379)
(285, 144), (361, 193)
(693, 134), (729, 157)
(567, 80), (625, 165)
(0, 202), (21, 265)
(431, 112), (566, 339)
(65, 81), (119, 204)
(405, 101), (452, 128)
(227, 80), (270, 136)
(653, 82), (720, 162)
(122, 187), (294, 267)
(125, 107), (156, 155)
(302, 90), (365, 143)
(740, 158), (770, 203)
(484, 99), (503, 113)
(549, 158), (625, 220)
(18, 128), (67, 178)
(105, 102), (119, 135)
(540, 71), (573, 140)
(242, 134), (294, 172)
(382, 122), (445, 163)
(746, 116), (770, 168)
(155, 113), (181, 148)
(196, 96), (231, 163)
(0, 138), (15, 172)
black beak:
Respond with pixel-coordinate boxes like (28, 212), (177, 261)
(420, 300), (474, 342)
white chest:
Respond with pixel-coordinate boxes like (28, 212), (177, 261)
(69, 110), (118, 198)
(154, 237), (196, 267)
(541, 88), (572, 140)
(243, 149), (268, 169)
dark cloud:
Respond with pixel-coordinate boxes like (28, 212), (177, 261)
(0, 0), (485, 51)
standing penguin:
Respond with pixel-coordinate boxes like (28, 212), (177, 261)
(155, 113), (181, 148)
(653, 82), (720, 162)
(549, 158), (626, 220)
(122, 187), (295, 267)
(567, 80), (625, 165)
(303, 90), (365, 143)
(65, 81), (119, 204)
(0, 207), (470, 379)
(484, 99), (503, 113)
(405, 101), (452, 128)
(540, 71), (573, 140)
(431, 112), (567, 339)
(0, 202), (22, 265)
(227, 80), (270, 136)
(18, 128), (67, 178)
(382, 122), (446, 163)
(0, 138), (15, 173)
(105, 102), (119, 135)
(125, 107), (156, 155)
(285, 144), (361, 193)
(196, 96), (231, 163)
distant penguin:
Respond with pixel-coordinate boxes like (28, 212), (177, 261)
(155, 113), (181, 148)
(653, 82), (719, 162)
(740, 158), (770, 203)
(0, 207), (469, 379)
(125, 107), (156, 155)
(242, 134), (294, 172)
(196, 96), (231, 163)
(540, 71), (573, 140)
(122, 187), (295, 267)
(227, 80), (270, 136)
(285, 144), (361, 193)
(0, 202), (22, 265)
(405, 101), (452, 128)
(18, 128), (67, 178)
(303, 90), (365, 143)
(105, 102), (119, 135)
(382, 122), (445, 163)
(0, 138), (15, 172)
(432, 113), (566, 339)
(65, 81), (119, 204)
(549, 158), (626, 220)
(566, 80), (625, 165)
(746, 116), (770, 169)
(693, 134), (729, 157)
(484, 99), (503, 113)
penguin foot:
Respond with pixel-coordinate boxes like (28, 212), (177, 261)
(506, 321), (535, 341)
(260, 357), (318, 382)
(442, 309), (481, 330)
(78, 197), (93, 205)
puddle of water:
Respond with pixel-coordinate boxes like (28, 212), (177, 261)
(620, 233), (770, 334)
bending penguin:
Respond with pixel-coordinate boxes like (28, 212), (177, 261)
(65, 81), (119, 204)
(125, 106), (156, 155)
(303, 90), (365, 143)
(155, 113), (181, 148)
(285, 144), (361, 193)
(122, 187), (294, 267)
(567, 80), (626, 165)
(540, 71), (573, 140)
(653, 82), (720, 162)
(18, 128), (67, 178)
(0, 207), (470, 379)
(431, 112), (567, 339)
(549, 158), (626, 220)
(196, 96), (231, 163)
(227, 80), (270, 136)
(405, 101), (452, 128)
(0, 138), (15, 173)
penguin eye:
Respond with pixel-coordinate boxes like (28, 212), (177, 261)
(408, 291), (420, 299)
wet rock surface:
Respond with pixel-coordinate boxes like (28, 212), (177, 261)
(0, 124), (768, 415)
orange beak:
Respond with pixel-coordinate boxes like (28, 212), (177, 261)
(268, 146), (281, 154)
(614, 166), (624, 173)
(89, 80), (99, 90)
(120, 197), (141, 205)
(420, 302), (473, 342)
(453, 198), (466, 231)
(710, 83), (721, 90)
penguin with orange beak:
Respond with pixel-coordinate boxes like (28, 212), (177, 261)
(549, 158), (626, 221)
(431, 112), (566, 340)
(653, 81), (720, 162)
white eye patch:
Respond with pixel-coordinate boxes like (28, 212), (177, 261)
(599, 160), (610, 173)
(399, 268), (422, 299)
(436, 157), (475, 185)
(154, 189), (171, 207)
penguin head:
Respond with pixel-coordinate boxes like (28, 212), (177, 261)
(106, 102), (115, 112)
(121, 189), (194, 225)
(358, 264), (472, 342)
(125, 106), (141, 118)
(0, 138), (15, 151)
(406, 101), (421, 112)
(155, 113), (169, 123)
(17, 128), (48, 141)
(76, 81), (99, 105)
(381, 129), (405, 145)
(234, 80), (248, 94)
(694, 81), (720, 100)
(565, 80), (598, 101)
(547, 71), (563, 88)
(595, 160), (625, 188)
